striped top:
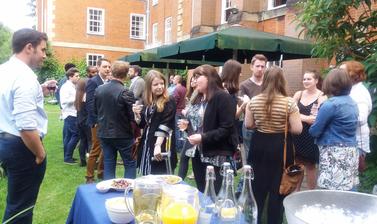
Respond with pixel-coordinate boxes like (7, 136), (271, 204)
(248, 94), (299, 133)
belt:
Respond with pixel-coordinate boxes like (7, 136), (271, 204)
(0, 132), (43, 141)
(0, 132), (19, 139)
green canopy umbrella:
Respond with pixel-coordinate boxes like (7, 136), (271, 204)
(157, 26), (313, 62)
(120, 48), (223, 69)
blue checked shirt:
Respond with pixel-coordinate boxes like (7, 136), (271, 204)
(0, 56), (48, 138)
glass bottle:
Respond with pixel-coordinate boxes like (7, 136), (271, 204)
(216, 162), (231, 208)
(198, 165), (218, 224)
(218, 169), (240, 224)
(237, 165), (258, 224)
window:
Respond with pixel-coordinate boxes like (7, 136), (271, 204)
(268, 0), (287, 9)
(221, 0), (236, 24)
(152, 0), (158, 6)
(165, 17), (172, 44)
(86, 53), (104, 66)
(130, 14), (146, 39)
(87, 8), (105, 35)
(152, 23), (158, 44)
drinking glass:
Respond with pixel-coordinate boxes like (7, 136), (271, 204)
(177, 118), (188, 140)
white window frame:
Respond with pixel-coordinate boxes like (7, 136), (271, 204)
(152, 23), (158, 44)
(164, 17), (172, 44)
(221, 0), (235, 24)
(152, 0), (158, 6)
(86, 53), (104, 66)
(130, 13), (146, 40)
(87, 7), (105, 35)
(267, 0), (287, 10)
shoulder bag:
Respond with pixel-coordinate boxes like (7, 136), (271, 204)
(279, 99), (305, 195)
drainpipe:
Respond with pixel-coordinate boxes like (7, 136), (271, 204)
(145, 0), (150, 48)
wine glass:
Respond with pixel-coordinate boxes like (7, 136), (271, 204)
(177, 118), (188, 140)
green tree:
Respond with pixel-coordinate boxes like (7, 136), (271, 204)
(0, 23), (12, 64)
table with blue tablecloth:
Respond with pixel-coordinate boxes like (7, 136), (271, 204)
(66, 182), (248, 224)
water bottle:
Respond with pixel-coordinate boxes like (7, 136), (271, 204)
(198, 166), (218, 224)
(216, 162), (231, 208)
(218, 169), (240, 224)
(238, 165), (258, 224)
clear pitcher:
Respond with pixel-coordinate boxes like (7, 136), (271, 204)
(125, 177), (162, 224)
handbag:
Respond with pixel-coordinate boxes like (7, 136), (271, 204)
(279, 99), (304, 196)
(358, 125), (367, 173)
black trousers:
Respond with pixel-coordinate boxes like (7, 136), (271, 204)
(249, 131), (293, 224)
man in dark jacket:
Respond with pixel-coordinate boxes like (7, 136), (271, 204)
(95, 61), (136, 179)
(85, 58), (111, 183)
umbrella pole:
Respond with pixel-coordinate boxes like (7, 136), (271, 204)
(232, 49), (238, 61)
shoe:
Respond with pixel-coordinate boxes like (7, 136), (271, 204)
(80, 160), (87, 167)
(187, 173), (194, 179)
(86, 177), (95, 184)
(64, 159), (77, 165)
(97, 174), (104, 180)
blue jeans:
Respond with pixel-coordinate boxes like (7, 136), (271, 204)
(100, 137), (136, 180)
(63, 116), (79, 162)
(242, 123), (254, 160)
(0, 133), (46, 224)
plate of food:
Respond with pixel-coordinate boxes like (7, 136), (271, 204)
(154, 175), (182, 185)
(96, 178), (134, 193)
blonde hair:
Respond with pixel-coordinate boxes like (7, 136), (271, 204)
(144, 70), (169, 112)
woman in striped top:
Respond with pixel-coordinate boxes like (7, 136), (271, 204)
(245, 66), (302, 224)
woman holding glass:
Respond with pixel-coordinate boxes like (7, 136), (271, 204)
(292, 70), (326, 190)
(245, 66), (302, 224)
(177, 75), (198, 180)
(186, 65), (238, 193)
(133, 70), (177, 175)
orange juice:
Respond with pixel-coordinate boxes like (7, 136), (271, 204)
(162, 202), (198, 224)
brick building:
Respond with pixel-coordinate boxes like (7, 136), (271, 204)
(37, 0), (374, 94)
(36, 0), (146, 66)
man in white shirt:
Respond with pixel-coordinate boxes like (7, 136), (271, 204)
(0, 28), (48, 224)
(60, 68), (80, 164)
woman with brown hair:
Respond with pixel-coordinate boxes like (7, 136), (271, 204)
(187, 64), (238, 193)
(245, 66), (302, 224)
(340, 61), (372, 170)
(132, 70), (177, 175)
(74, 78), (91, 167)
(292, 70), (326, 190)
(309, 68), (359, 191)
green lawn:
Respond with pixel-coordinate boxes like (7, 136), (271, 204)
(1, 103), (377, 223)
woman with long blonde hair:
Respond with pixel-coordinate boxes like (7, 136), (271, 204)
(133, 70), (177, 175)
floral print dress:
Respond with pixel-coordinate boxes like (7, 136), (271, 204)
(317, 145), (359, 190)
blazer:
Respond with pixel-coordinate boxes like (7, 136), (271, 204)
(86, 74), (104, 127)
(94, 79), (136, 138)
(201, 90), (238, 157)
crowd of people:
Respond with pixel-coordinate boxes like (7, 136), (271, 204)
(0, 28), (373, 224)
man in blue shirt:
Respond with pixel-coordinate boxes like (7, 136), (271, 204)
(0, 29), (48, 224)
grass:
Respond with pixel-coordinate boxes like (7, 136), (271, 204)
(1, 103), (377, 223)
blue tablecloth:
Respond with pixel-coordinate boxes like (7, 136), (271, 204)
(66, 183), (132, 224)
